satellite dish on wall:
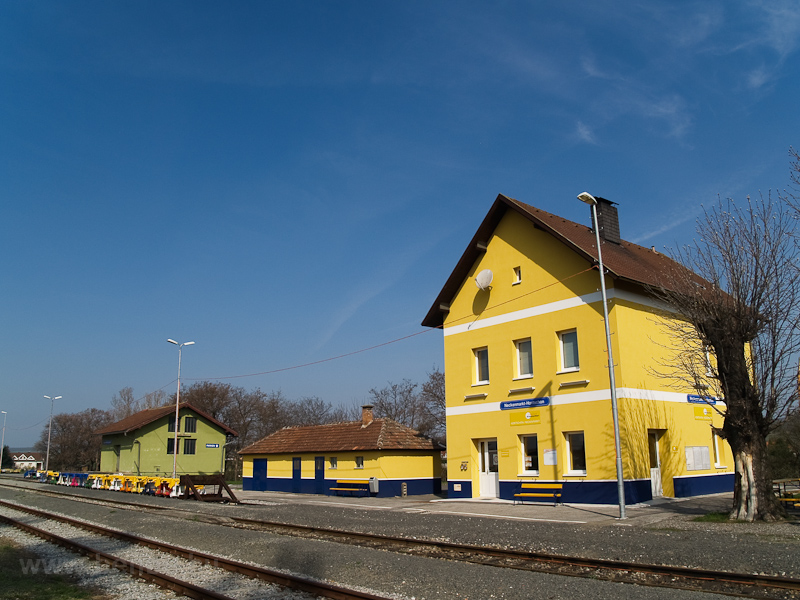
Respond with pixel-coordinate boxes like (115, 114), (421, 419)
(475, 269), (494, 291)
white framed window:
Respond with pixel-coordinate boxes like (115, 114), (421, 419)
(355, 456), (364, 469)
(712, 434), (724, 468)
(474, 347), (490, 385)
(329, 457), (338, 470)
(558, 329), (580, 373)
(704, 347), (715, 377)
(520, 434), (539, 474)
(686, 446), (711, 471)
(513, 266), (522, 285)
(565, 431), (587, 475)
(514, 338), (533, 379)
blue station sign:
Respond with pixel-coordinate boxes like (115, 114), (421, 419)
(205, 443), (220, 448)
(687, 394), (717, 405)
(500, 397), (550, 410)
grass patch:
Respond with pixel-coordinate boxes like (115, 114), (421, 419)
(0, 537), (104, 600)
(693, 511), (733, 523)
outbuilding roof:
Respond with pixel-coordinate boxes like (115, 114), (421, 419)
(239, 418), (444, 455)
(94, 402), (237, 437)
(422, 194), (697, 328)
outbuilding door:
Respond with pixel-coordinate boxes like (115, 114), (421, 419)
(253, 458), (267, 491)
(478, 439), (499, 498)
(292, 457), (302, 493)
(314, 456), (325, 495)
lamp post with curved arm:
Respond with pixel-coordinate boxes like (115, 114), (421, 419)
(577, 192), (626, 519)
(167, 339), (194, 479)
(43, 395), (62, 472)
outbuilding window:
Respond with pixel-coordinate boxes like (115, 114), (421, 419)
(184, 417), (197, 433)
(183, 439), (196, 455)
(355, 456), (364, 469)
(329, 457), (338, 469)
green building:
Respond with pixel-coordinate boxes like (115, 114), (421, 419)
(95, 403), (237, 476)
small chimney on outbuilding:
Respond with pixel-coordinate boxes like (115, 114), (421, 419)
(593, 197), (621, 244)
(361, 405), (374, 427)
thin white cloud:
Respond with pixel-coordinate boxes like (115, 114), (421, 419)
(574, 121), (597, 145)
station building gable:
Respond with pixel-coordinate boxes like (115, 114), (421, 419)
(422, 194), (734, 504)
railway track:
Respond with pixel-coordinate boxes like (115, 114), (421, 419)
(0, 500), (391, 600)
(2, 479), (799, 599)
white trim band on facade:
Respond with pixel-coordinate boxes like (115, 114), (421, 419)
(446, 387), (725, 417)
(444, 289), (671, 337)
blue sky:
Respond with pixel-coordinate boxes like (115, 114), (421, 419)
(2, 2), (799, 448)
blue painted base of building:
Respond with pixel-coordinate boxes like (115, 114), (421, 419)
(447, 473), (733, 504)
(242, 476), (442, 498)
(674, 473), (734, 497)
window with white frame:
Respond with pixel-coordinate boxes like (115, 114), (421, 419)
(520, 434), (539, 474)
(565, 431), (587, 475)
(704, 347), (715, 377)
(355, 456), (364, 469)
(515, 338), (533, 379)
(712, 434), (723, 467)
(558, 329), (580, 372)
(474, 347), (490, 384)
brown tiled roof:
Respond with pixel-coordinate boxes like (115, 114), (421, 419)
(11, 452), (43, 461)
(239, 418), (444, 455)
(94, 403), (237, 437)
(422, 194), (699, 327)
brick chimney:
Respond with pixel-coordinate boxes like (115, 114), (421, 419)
(361, 405), (374, 427)
(593, 197), (621, 244)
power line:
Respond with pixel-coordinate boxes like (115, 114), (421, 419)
(186, 265), (596, 382)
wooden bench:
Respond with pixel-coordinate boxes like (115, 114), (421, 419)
(329, 479), (371, 496)
(514, 482), (563, 506)
(776, 496), (800, 509)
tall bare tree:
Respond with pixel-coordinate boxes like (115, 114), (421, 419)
(35, 408), (112, 471)
(420, 367), (446, 445)
(368, 379), (436, 438)
(652, 191), (800, 521)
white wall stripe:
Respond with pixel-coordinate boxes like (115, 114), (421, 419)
(446, 387), (723, 417)
(443, 288), (671, 337)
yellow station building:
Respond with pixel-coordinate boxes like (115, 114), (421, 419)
(422, 194), (733, 504)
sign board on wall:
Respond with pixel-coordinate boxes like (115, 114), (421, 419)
(510, 409), (540, 426)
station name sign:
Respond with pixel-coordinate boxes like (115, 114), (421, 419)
(687, 394), (717, 405)
(500, 397), (550, 410)
(205, 443), (220, 448)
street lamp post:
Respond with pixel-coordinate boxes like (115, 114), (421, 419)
(0, 411), (7, 473)
(577, 192), (626, 519)
(43, 395), (62, 472)
(167, 339), (194, 479)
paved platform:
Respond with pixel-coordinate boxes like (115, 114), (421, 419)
(232, 487), (735, 526)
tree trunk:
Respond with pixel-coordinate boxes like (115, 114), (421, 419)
(710, 329), (784, 522)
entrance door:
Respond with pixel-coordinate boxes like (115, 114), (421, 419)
(314, 456), (325, 495)
(648, 431), (663, 498)
(478, 439), (499, 498)
(292, 457), (302, 493)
